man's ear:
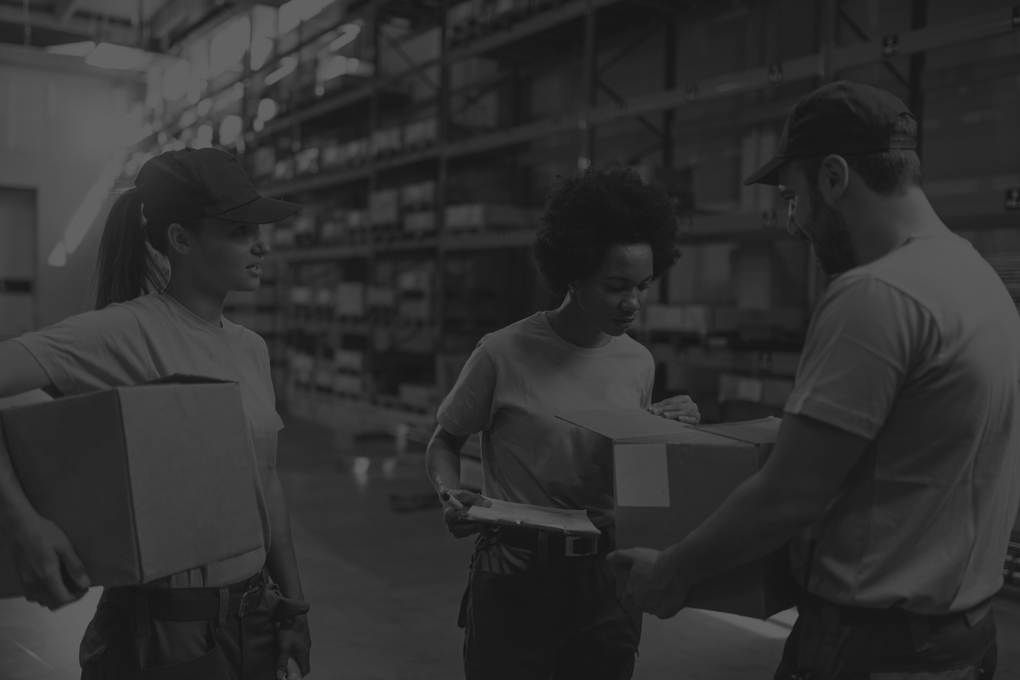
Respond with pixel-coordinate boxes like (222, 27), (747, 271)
(818, 155), (850, 202)
(165, 223), (192, 256)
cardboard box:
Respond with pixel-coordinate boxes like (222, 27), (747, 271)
(0, 378), (264, 598)
(558, 410), (797, 619)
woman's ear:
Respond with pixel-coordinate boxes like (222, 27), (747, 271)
(165, 223), (192, 256)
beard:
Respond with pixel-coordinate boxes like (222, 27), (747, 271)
(806, 188), (859, 277)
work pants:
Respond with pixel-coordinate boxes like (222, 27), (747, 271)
(460, 525), (642, 680)
(79, 570), (298, 680)
(774, 590), (998, 680)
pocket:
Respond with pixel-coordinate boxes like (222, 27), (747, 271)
(126, 641), (232, 680)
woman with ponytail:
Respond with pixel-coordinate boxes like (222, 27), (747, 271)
(0, 148), (311, 679)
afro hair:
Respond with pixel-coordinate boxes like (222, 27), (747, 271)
(531, 166), (682, 297)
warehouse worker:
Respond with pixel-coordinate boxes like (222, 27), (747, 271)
(0, 148), (312, 680)
(425, 167), (701, 680)
(609, 80), (1020, 680)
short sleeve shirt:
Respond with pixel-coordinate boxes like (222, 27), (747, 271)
(15, 292), (283, 588)
(785, 234), (1020, 614)
(436, 312), (655, 527)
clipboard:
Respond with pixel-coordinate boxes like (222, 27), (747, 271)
(463, 498), (602, 537)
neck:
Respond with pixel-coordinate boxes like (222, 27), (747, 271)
(547, 292), (610, 349)
(849, 185), (950, 265)
(162, 275), (226, 326)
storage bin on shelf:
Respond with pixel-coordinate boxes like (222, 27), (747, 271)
(444, 203), (534, 232)
(403, 118), (437, 149)
(335, 282), (365, 318)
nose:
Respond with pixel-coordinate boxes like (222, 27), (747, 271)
(255, 226), (272, 256)
(620, 289), (642, 314)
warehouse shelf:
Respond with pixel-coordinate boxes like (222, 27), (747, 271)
(209, 0), (1020, 430)
(258, 0), (626, 138)
(256, 5), (1020, 201)
(271, 227), (537, 261)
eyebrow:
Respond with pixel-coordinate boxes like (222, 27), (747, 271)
(606, 275), (653, 283)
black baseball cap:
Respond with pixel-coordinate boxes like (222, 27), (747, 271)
(743, 80), (917, 186)
(135, 147), (300, 225)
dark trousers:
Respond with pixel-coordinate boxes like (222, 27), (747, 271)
(80, 573), (279, 680)
(459, 526), (642, 680)
(774, 591), (998, 680)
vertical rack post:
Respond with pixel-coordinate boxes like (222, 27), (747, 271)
(909, 0), (927, 159)
(436, 0), (450, 359)
(579, 0), (596, 169)
(365, 3), (381, 405)
(660, 8), (677, 305)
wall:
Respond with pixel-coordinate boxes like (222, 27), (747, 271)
(0, 44), (143, 330)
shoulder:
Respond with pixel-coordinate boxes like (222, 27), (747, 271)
(222, 317), (271, 357)
(476, 313), (545, 355)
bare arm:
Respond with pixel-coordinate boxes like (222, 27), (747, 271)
(425, 425), (490, 537)
(264, 468), (311, 677)
(0, 341), (90, 609)
(611, 413), (870, 618)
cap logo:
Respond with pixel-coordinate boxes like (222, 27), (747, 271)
(768, 63), (783, 85)
(889, 134), (917, 150)
(881, 35), (900, 58)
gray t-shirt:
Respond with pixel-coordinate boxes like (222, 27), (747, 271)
(15, 291), (282, 588)
(785, 234), (1020, 614)
(437, 312), (655, 527)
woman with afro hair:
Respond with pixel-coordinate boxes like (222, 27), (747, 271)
(425, 166), (701, 679)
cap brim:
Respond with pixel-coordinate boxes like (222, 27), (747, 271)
(216, 196), (301, 224)
(742, 155), (789, 187)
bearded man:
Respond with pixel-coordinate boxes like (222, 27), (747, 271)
(608, 81), (1020, 680)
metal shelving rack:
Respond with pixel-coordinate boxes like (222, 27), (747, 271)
(213, 0), (1020, 432)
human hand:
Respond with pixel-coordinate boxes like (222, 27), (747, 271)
(441, 488), (491, 539)
(276, 613), (311, 679)
(647, 394), (701, 425)
(3, 510), (90, 610)
(607, 547), (690, 619)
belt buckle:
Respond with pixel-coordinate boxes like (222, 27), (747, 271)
(565, 535), (598, 557)
(237, 583), (261, 618)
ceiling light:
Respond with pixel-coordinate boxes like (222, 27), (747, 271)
(328, 24), (360, 51)
(257, 98), (277, 121)
(46, 41), (96, 57)
(85, 43), (151, 71)
(197, 98), (213, 117)
(264, 56), (298, 86)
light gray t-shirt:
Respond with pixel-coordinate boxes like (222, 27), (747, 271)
(15, 291), (282, 588)
(785, 234), (1020, 614)
(437, 312), (655, 527)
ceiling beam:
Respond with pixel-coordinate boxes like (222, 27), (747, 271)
(53, 0), (87, 24)
(0, 4), (139, 45)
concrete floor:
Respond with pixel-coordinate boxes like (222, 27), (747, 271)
(2, 413), (1019, 679)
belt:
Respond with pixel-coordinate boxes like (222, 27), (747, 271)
(105, 571), (265, 626)
(800, 590), (994, 630)
(496, 526), (612, 558)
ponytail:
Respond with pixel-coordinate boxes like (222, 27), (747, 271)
(88, 188), (169, 310)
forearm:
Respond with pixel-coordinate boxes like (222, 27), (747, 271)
(264, 471), (304, 601)
(664, 474), (812, 586)
(0, 426), (36, 522)
(425, 440), (463, 495)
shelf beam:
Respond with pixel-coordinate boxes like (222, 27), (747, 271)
(260, 6), (1019, 199)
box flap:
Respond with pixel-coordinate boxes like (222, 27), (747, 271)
(142, 374), (233, 386)
(693, 417), (782, 445)
(557, 409), (695, 442)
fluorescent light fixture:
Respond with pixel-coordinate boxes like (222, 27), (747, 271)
(46, 40), (96, 57)
(47, 241), (67, 267)
(85, 43), (151, 71)
(213, 83), (244, 113)
(179, 109), (198, 128)
(264, 56), (297, 86)
(328, 24), (360, 51)
(253, 118), (265, 133)
(197, 98), (213, 117)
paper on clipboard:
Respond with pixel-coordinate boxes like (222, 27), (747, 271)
(464, 498), (602, 537)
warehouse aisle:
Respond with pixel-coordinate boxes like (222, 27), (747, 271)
(2, 413), (1020, 679)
